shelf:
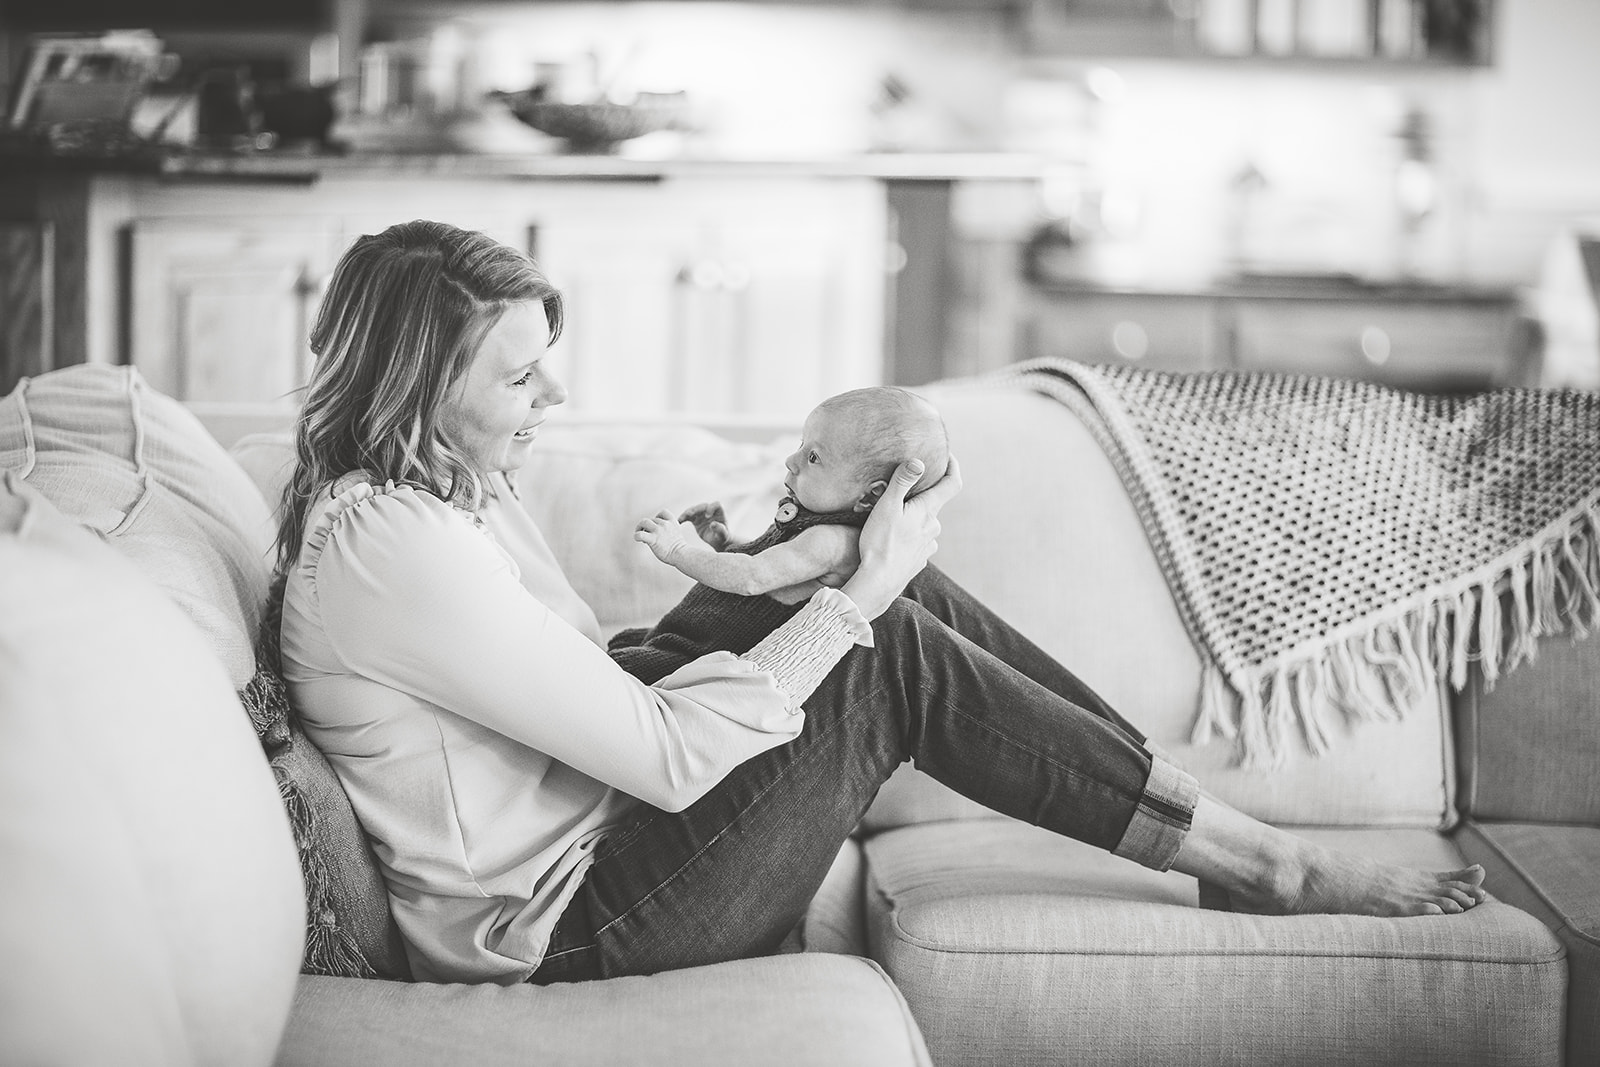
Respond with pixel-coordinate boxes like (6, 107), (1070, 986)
(1020, 0), (1493, 68)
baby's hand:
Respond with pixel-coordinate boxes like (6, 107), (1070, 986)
(678, 500), (730, 551)
(634, 510), (704, 565)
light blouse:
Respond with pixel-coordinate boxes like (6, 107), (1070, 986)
(279, 471), (870, 983)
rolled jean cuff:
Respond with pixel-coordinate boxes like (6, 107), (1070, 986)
(1111, 746), (1198, 873)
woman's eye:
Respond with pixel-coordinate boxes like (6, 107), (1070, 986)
(512, 372), (533, 387)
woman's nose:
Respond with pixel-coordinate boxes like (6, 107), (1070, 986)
(537, 373), (568, 407)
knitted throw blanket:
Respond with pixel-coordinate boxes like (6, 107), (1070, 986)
(983, 357), (1600, 766)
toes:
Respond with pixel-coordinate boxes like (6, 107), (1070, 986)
(1441, 884), (1485, 909)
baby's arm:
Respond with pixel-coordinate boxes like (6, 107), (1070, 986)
(635, 516), (859, 597)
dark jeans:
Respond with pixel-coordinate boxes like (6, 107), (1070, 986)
(530, 565), (1197, 984)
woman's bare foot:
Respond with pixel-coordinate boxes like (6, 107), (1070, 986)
(1178, 794), (1488, 917)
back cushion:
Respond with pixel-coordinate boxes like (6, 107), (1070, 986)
(0, 365), (275, 689)
(1462, 634), (1600, 822)
(0, 475), (303, 1066)
(516, 422), (793, 634)
(862, 385), (1456, 831)
(218, 396), (1456, 831)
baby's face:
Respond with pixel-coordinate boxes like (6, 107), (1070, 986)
(783, 408), (876, 514)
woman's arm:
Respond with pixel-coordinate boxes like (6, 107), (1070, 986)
(310, 486), (856, 811)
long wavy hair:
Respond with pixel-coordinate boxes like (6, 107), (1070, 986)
(273, 220), (563, 578)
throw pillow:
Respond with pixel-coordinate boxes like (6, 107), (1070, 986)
(243, 590), (412, 981)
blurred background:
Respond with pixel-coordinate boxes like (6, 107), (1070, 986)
(2, 0), (1597, 426)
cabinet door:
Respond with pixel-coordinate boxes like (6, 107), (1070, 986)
(535, 212), (691, 418)
(1021, 291), (1220, 371)
(130, 220), (336, 408)
(534, 179), (886, 422)
(1230, 298), (1521, 389)
(707, 195), (886, 417)
(0, 221), (54, 395)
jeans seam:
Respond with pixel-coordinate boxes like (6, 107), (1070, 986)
(942, 687), (1144, 812)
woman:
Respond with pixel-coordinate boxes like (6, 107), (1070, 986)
(275, 220), (1486, 987)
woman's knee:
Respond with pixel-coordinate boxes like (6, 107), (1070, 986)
(870, 597), (935, 644)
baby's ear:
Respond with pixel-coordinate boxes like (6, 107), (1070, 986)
(854, 480), (889, 512)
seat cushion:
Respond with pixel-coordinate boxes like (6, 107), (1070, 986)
(280, 954), (930, 1067)
(863, 819), (1564, 1067)
(1456, 820), (1600, 1067)
(0, 475), (303, 1066)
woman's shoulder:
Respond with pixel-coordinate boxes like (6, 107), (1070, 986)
(302, 474), (481, 570)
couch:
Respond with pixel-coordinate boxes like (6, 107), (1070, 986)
(1, 363), (1594, 1066)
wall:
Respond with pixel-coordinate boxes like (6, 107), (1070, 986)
(368, 0), (1598, 287)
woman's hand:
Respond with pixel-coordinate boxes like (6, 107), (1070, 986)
(841, 456), (962, 619)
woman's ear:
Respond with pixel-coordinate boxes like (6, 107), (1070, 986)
(853, 480), (889, 512)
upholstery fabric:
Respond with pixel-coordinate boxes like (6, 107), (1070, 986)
(1460, 631), (1600, 823)
(216, 400), (1454, 832)
(277, 955), (931, 1067)
(0, 475), (304, 1066)
(1456, 821), (1600, 1067)
(0, 365), (276, 688)
(799, 838), (869, 956)
(872, 384), (1457, 830)
(864, 819), (1565, 1067)
(515, 422), (792, 634)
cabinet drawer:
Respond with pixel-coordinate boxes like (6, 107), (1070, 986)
(1023, 292), (1218, 371)
(1231, 299), (1520, 389)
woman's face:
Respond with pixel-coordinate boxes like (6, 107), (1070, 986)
(440, 301), (566, 476)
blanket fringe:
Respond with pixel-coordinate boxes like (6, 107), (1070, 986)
(1208, 505), (1600, 768)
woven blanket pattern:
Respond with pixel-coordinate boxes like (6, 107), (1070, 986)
(986, 358), (1600, 765)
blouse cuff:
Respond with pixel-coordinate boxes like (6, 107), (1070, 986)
(742, 588), (874, 710)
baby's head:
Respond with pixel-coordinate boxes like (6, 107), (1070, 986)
(784, 386), (950, 515)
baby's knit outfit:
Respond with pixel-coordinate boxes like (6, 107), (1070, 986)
(608, 497), (868, 685)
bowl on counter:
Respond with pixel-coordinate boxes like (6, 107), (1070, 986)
(491, 91), (687, 153)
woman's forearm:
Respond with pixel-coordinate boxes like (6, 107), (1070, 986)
(742, 588), (873, 709)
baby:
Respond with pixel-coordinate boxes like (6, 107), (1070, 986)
(607, 386), (950, 684)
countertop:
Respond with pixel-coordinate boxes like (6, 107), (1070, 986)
(1028, 268), (1523, 304)
(0, 143), (1052, 183)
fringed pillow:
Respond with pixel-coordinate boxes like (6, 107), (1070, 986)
(238, 624), (411, 981)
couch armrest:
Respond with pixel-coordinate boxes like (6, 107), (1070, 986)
(276, 955), (930, 1067)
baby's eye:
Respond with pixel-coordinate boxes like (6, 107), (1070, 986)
(807, 450), (820, 464)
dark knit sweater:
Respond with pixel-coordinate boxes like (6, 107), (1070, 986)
(607, 497), (869, 685)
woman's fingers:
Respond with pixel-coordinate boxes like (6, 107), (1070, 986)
(879, 459), (927, 508)
(915, 454), (963, 513)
